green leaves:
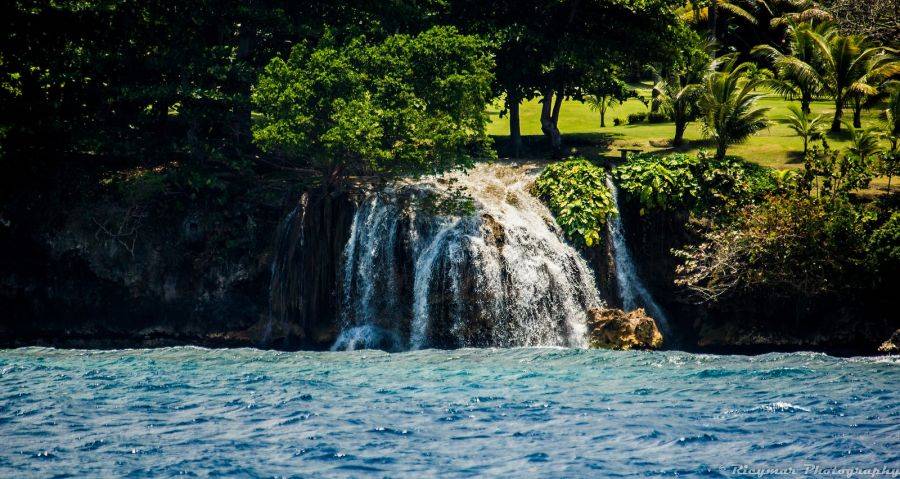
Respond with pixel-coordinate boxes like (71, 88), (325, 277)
(532, 158), (617, 248)
(613, 153), (700, 211)
(252, 26), (495, 182)
(698, 57), (770, 159)
(613, 152), (776, 216)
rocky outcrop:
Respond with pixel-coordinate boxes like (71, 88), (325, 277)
(0, 166), (358, 350)
(878, 330), (900, 354)
(587, 307), (663, 350)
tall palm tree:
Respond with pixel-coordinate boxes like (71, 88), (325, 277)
(751, 20), (830, 114)
(804, 32), (900, 132)
(848, 51), (900, 128)
(699, 56), (771, 160)
(784, 104), (824, 157)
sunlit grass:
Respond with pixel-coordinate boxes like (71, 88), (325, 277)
(487, 84), (895, 194)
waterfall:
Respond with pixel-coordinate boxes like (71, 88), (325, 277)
(265, 193), (309, 343)
(605, 176), (671, 336)
(333, 163), (601, 351)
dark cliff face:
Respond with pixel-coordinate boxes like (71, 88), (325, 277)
(0, 170), (343, 349)
(268, 190), (357, 349)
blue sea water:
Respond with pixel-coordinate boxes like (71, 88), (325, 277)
(0, 347), (898, 478)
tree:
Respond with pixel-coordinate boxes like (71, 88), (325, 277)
(877, 151), (900, 192)
(698, 56), (770, 160)
(252, 27), (495, 185)
(585, 69), (636, 128)
(879, 88), (900, 190)
(885, 87), (900, 153)
(784, 104), (824, 157)
(848, 51), (900, 128)
(447, 0), (684, 155)
(657, 78), (704, 146)
(654, 33), (711, 146)
(845, 122), (882, 161)
(714, 0), (831, 53)
(803, 32), (899, 132)
(818, 0), (900, 48)
(751, 20), (830, 114)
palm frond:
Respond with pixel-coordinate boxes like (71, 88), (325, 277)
(717, 0), (758, 24)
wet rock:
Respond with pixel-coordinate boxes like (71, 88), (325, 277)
(878, 330), (900, 354)
(587, 307), (663, 350)
(480, 213), (505, 248)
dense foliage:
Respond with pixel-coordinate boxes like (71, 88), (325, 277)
(252, 27), (495, 182)
(674, 195), (878, 301)
(532, 159), (616, 247)
(613, 152), (775, 215)
(673, 141), (897, 304)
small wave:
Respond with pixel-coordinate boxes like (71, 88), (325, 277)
(752, 401), (811, 413)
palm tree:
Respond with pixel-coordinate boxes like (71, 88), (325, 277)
(845, 121), (882, 161)
(586, 95), (617, 128)
(848, 51), (900, 128)
(784, 104), (824, 157)
(699, 56), (771, 160)
(716, 0), (831, 49)
(656, 75), (703, 146)
(804, 32), (900, 132)
(751, 20), (830, 114)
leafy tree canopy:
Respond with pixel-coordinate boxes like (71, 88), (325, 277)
(251, 26), (496, 183)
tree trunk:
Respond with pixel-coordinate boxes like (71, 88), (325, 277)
(540, 90), (563, 154)
(552, 91), (564, 127)
(831, 96), (844, 132)
(508, 93), (522, 157)
(852, 97), (863, 128)
(708, 0), (718, 41)
(716, 140), (728, 160)
(599, 102), (606, 128)
(801, 91), (811, 115)
(673, 120), (686, 146)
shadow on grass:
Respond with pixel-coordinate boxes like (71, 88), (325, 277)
(784, 150), (809, 164)
(491, 133), (621, 161)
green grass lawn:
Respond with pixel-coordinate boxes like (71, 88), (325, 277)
(487, 85), (895, 194)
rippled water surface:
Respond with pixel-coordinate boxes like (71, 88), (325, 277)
(1, 348), (898, 478)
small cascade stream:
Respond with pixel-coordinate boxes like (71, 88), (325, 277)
(605, 176), (671, 336)
(334, 163), (601, 350)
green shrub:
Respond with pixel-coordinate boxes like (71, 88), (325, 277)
(613, 117), (623, 126)
(532, 158), (617, 247)
(646, 112), (668, 123)
(613, 152), (776, 215)
(612, 153), (700, 211)
(675, 195), (871, 301)
(627, 112), (647, 124)
(868, 212), (900, 276)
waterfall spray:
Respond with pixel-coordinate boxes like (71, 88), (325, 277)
(333, 163), (601, 351)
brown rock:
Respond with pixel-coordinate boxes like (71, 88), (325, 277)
(481, 213), (506, 248)
(587, 307), (663, 350)
(878, 329), (900, 354)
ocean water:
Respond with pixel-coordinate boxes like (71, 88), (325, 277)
(1, 348), (898, 478)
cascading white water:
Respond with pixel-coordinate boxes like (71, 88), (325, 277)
(334, 163), (601, 351)
(605, 176), (671, 335)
